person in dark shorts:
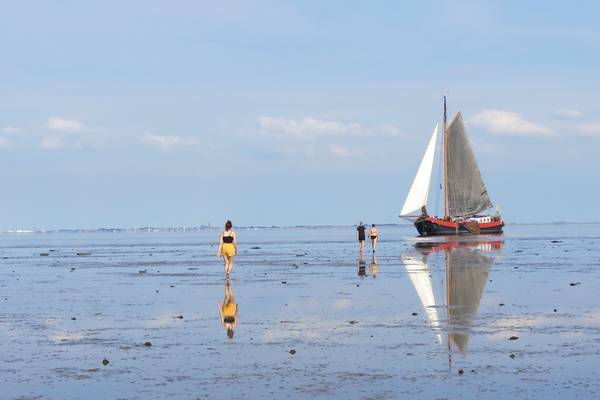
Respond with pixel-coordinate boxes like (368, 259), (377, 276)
(356, 222), (366, 252)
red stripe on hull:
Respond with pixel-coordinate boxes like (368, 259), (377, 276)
(414, 216), (504, 236)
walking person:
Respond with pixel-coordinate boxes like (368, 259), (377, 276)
(356, 222), (366, 252)
(217, 220), (237, 278)
(369, 224), (379, 252)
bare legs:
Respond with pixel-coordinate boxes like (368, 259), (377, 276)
(359, 240), (365, 252)
(224, 280), (234, 302)
(371, 237), (378, 252)
(223, 255), (235, 278)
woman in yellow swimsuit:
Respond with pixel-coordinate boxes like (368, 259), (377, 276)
(219, 280), (238, 339)
(217, 220), (237, 278)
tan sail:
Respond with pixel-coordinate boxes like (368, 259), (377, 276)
(447, 247), (493, 353)
(445, 113), (493, 218)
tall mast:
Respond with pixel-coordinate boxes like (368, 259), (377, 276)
(443, 95), (449, 218)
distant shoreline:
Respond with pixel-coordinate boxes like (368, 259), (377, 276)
(1, 221), (599, 235)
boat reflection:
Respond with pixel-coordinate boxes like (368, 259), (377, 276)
(402, 239), (503, 355)
(218, 280), (238, 339)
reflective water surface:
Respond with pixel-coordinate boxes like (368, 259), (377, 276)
(1, 224), (600, 399)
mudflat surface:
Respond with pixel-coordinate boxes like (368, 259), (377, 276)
(1, 224), (599, 399)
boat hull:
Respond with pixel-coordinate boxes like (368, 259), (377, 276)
(415, 217), (504, 236)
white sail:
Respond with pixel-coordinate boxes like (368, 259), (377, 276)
(400, 124), (438, 221)
(401, 253), (442, 343)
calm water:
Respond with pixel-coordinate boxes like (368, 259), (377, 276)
(1, 224), (600, 399)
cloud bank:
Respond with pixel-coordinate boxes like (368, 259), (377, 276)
(470, 110), (553, 137)
(142, 133), (198, 151)
(40, 135), (67, 149)
(554, 109), (583, 119)
(578, 123), (600, 137)
(47, 117), (85, 132)
(0, 137), (11, 148)
(258, 116), (401, 139)
(2, 126), (20, 135)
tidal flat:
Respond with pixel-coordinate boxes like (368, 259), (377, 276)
(1, 224), (599, 399)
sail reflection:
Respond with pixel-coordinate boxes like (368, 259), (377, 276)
(403, 240), (503, 354)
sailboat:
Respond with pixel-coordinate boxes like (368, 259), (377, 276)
(400, 96), (504, 236)
(402, 240), (503, 356)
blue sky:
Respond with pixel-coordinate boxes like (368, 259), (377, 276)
(1, 1), (599, 229)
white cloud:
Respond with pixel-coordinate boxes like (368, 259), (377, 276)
(2, 126), (20, 135)
(40, 129), (99, 150)
(258, 116), (401, 139)
(579, 123), (600, 137)
(470, 110), (553, 137)
(554, 109), (583, 119)
(47, 117), (85, 132)
(378, 124), (402, 136)
(0, 137), (11, 148)
(329, 144), (362, 158)
(142, 133), (198, 151)
(40, 135), (67, 149)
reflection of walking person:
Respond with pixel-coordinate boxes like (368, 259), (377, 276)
(217, 220), (237, 278)
(357, 251), (366, 277)
(219, 280), (238, 339)
(357, 222), (366, 252)
(369, 253), (379, 277)
(369, 224), (379, 252)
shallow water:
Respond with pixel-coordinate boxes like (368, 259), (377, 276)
(1, 224), (600, 399)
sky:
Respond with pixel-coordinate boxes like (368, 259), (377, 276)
(1, 0), (599, 230)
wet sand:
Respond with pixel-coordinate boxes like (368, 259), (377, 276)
(1, 224), (600, 399)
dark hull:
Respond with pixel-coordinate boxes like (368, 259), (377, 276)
(415, 217), (504, 236)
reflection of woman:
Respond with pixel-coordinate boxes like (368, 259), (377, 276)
(219, 281), (238, 339)
(369, 254), (379, 277)
(369, 224), (379, 252)
(217, 220), (237, 278)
